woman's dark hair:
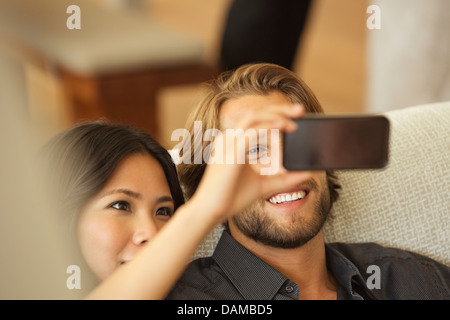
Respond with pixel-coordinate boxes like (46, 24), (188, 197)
(42, 120), (185, 225)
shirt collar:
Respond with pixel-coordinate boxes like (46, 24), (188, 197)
(212, 230), (289, 300)
(212, 231), (373, 300)
(325, 244), (372, 300)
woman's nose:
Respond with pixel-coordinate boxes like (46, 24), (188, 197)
(131, 216), (158, 246)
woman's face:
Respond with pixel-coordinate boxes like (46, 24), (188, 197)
(77, 153), (175, 281)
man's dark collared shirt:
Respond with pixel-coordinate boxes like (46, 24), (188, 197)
(167, 231), (450, 300)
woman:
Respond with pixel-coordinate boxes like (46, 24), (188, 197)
(43, 121), (185, 282)
(43, 103), (306, 299)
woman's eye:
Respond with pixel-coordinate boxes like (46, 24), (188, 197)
(109, 201), (131, 212)
(156, 207), (173, 217)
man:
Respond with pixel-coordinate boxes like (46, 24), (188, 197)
(167, 63), (450, 300)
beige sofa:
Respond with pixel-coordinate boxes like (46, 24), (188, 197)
(193, 101), (450, 266)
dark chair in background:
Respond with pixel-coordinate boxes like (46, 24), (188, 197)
(219, 0), (313, 72)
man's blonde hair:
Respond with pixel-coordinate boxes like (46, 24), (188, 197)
(178, 63), (340, 204)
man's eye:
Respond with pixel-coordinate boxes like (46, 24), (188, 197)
(110, 201), (131, 212)
(248, 145), (268, 158)
(249, 146), (260, 154)
(156, 207), (173, 217)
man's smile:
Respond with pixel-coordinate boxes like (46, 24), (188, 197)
(268, 190), (308, 204)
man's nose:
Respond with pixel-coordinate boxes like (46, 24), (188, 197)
(267, 132), (287, 175)
(276, 144), (288, 174)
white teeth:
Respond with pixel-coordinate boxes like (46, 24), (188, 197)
(269, 191), (307, 204)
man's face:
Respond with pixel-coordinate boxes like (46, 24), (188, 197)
(219, 91), (331, 249)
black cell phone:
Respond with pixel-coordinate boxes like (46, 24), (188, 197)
(283, 115), (390, 170)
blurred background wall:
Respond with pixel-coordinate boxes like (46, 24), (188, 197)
(367, 0), (450, 112)
(1, 0), (372, 149)
(3, 0), (448, 149)
(0, 41), (88, 299)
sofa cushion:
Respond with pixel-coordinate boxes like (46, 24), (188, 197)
(324, 101), (450, 265)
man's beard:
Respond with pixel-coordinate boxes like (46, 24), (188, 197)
(231, 178), (331, 249)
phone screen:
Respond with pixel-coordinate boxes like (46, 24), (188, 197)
(283, 115), (390, 170)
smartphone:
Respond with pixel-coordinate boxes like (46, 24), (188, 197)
(283, 115), (390, 170)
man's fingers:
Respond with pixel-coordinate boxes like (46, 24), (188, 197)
(231, 104), (305, 131)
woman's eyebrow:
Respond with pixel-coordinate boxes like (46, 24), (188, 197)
(100, 188), (142, 199)
(100, 189), (173, 204)
(156, 196), (174, 204)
